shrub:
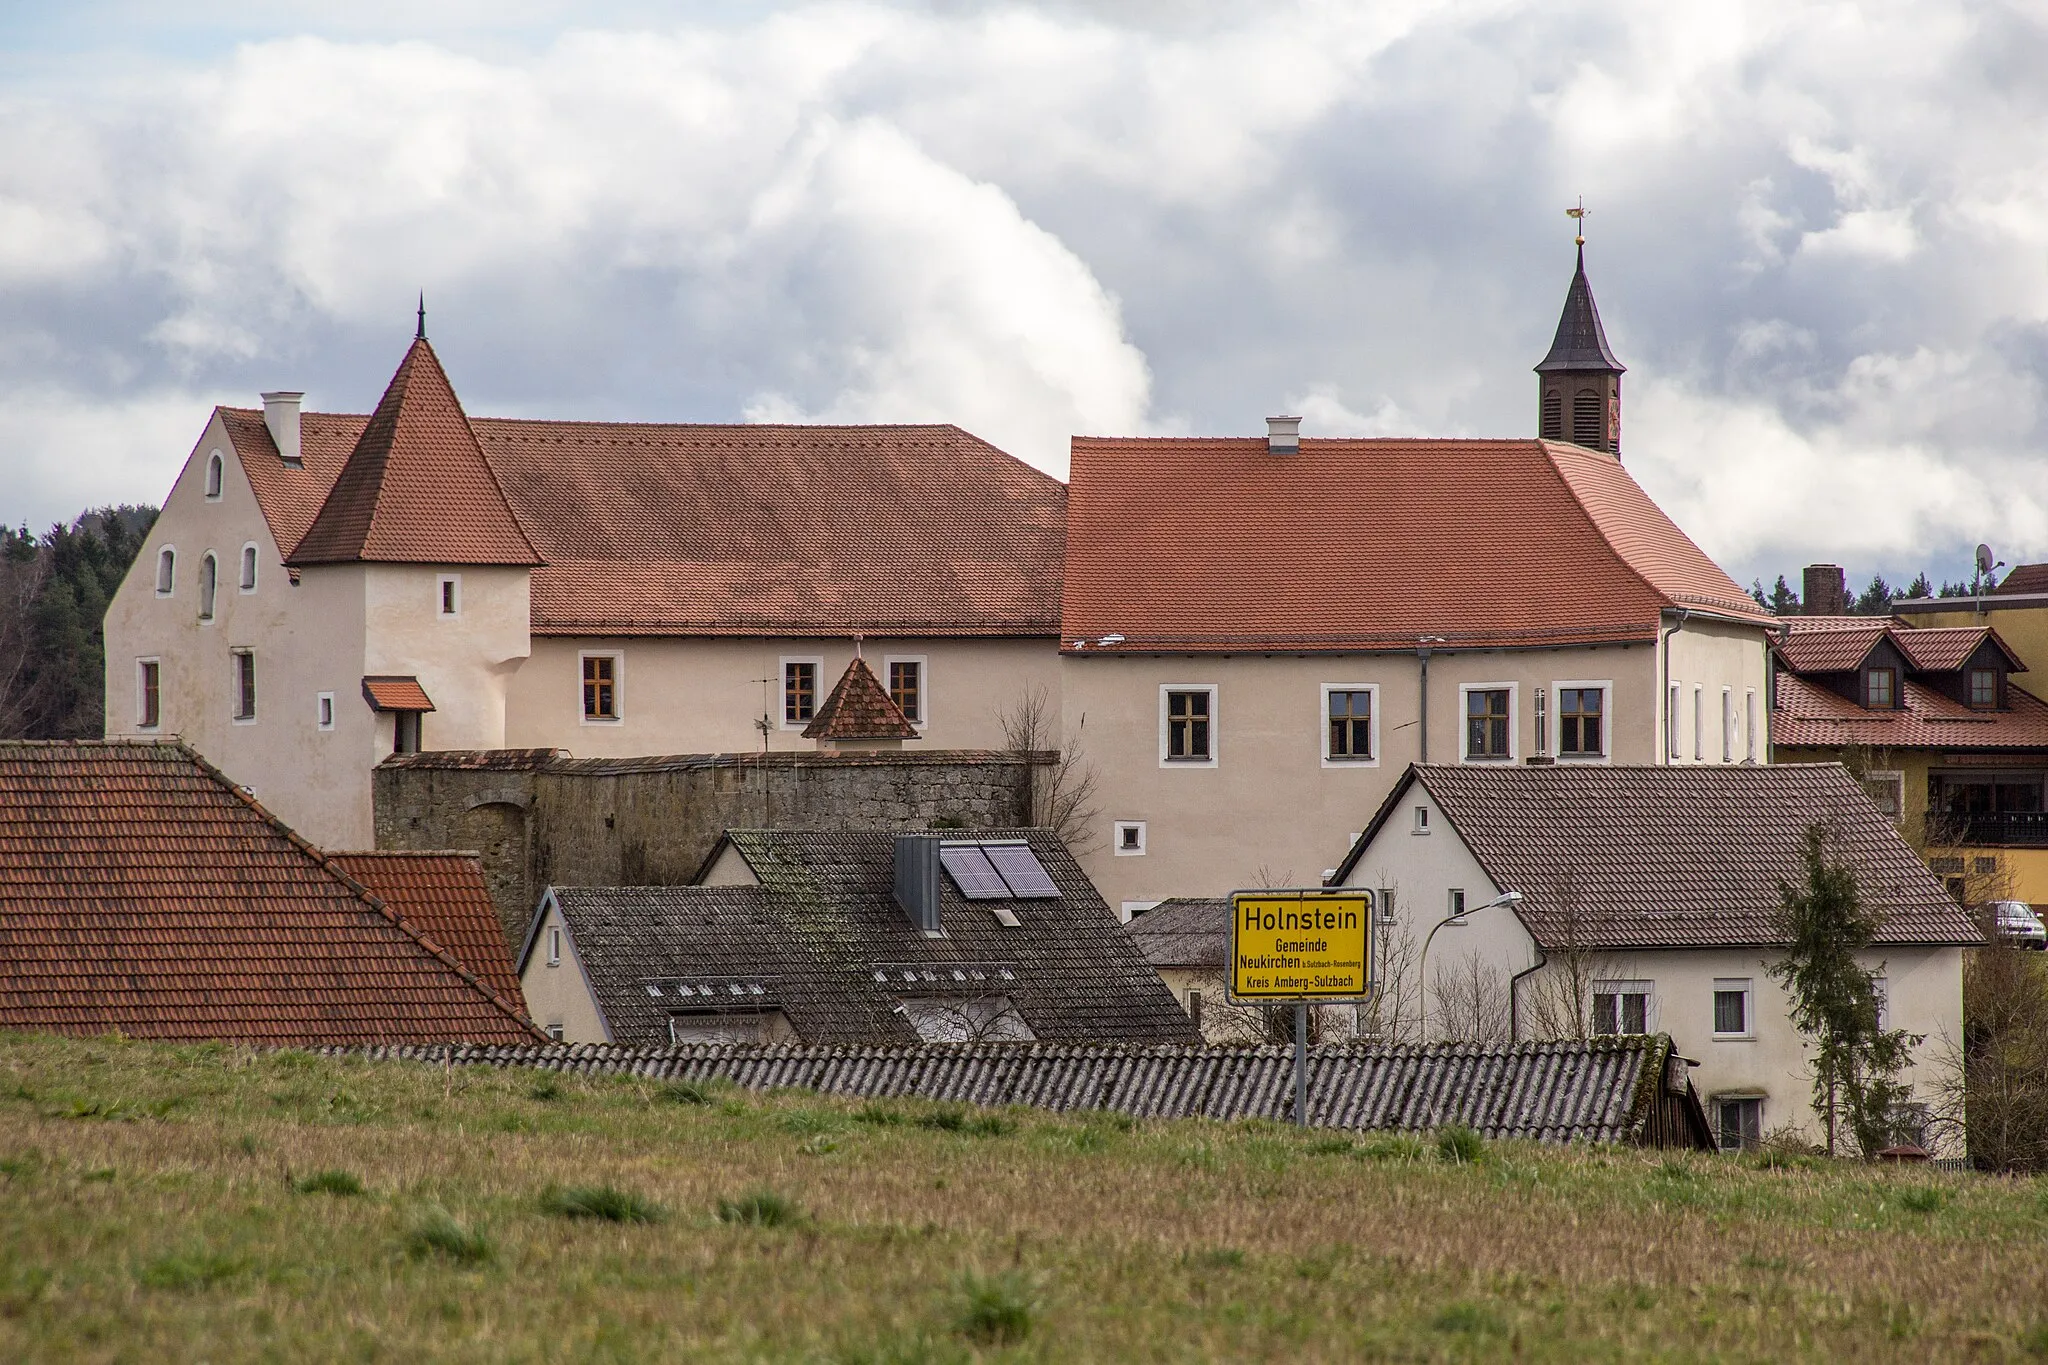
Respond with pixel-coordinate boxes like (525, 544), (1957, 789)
(953, 1270), (1035, 1345)
(294, 1170), (365, 1197)
(1435, 1125), (1485, 1164)
(406, 1208), (492, 1264)
(541, 1185), (664, 1224)
(716, 1190), (799, 1228)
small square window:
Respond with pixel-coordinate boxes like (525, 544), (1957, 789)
(582, 654), (619, 721)
(1114, 821), (1146, 856)
(316, 692), (335, 731)
(546, 1022), (565, 1042)
(1448, 888), (1466, 917)
(438, 575), (461, 617)
(1413, 805), (1429, 834)
(1593, 981), (1652, 1035)
(1866, 667), (1896, 709)
(1970, 668), (1999, 708)
(1325, 687), (1374, 761)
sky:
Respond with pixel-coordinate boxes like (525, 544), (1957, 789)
(3, 1), (2047, 592)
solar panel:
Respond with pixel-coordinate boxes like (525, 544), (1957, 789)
(985, 844), (1061, 899)
(939, 844), (1012, 899)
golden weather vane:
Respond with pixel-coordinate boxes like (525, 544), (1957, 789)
(1566, 197), (1589, 247)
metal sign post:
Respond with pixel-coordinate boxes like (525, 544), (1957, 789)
(1227, 889), (1374, 1129)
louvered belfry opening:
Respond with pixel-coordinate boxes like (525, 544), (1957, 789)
(1540, 389), (1563, 440)
(1572, 391), (1603, 446)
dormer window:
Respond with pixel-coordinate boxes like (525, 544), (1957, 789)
(1970, 667), (1999, 709)
(1865, 667), (1896, 709)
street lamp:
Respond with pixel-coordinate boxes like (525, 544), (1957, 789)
(1417, 890), (1522, 1043)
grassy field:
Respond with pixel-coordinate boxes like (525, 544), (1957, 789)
(2, 1036), (2046, 1362)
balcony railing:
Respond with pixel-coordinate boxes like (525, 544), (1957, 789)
(1934, 811), (2048, 847)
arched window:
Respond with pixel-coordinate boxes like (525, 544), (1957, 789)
(1539, 389), (1563, 440)
(205, 451), (224, 500)
(240, 544), (257, 592)
(155, 548), (176, 595)
(199, 553), (217, 621)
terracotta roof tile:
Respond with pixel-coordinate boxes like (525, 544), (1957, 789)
(287, 339), (541, 567)
(0, 741), (542, 1045)
(1772, 672), (2048, 749)
(1894, 626), (2020, 672)
(328, 852), (526, 1007)
(1340, 764), (1978, 950)
(801, 657), (919, 740)
(362, 676), (434, 712)
(1060, 437), (1770, 653)
(1995, 564), (2048, 595)
(1776, 623), (1886, 672)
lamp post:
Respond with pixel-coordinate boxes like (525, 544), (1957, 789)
(1418, 890), (1522, 1043)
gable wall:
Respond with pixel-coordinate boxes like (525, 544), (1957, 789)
(518, 898), (610, 1044)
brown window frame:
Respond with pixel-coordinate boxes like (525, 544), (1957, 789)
(138, 660), (160, 729)
(1866, 667), (1896, 709)
(1326, 688), (1374, 761)
(784, 660), (817, 725)
(1165, 688), (1212, 762)
(582, 654), (618, 721)
(1970, 667), (1999, 709)
(1464, 687), (1512, 760)
(1557, 686), (1604, 758)
(887, 659), (922, 724)
(231, 650), (256, 722)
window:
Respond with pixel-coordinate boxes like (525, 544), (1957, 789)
(1534, 687), (1548, 755)
(316, 692), (335, 731)
(1114, 821), (1146, 856)
(1971, 668), (1999, 709)
(1186, 988), (1204, 1032)
(393, 711), (422, 754)
(886, 658), (924, 724)
(1866, 667), (1896, 709)
(1463, 686), (1511, 760)
(1713, 979), (1752, 1038)
(782, 658), (819, 726)
(1667, 682), (1681, 760)
(545, 1022), (565, 1042)
(547, 926), (562, 967)
(155, 548), (175, 596)
(1721, 688), (1734, 762)
(137, 660), (160, 730)
(1556, 685), (1606, 759)
(1412, 805), (1429, 834)
(1717, 1098), (1763, 1152)
(204, 450), (223, 500)
(231, 650), (257, 722)
(1692, 685), (1703, 760)
(1861, 771), (1903, 819)
(199, 554), (217, 621)
(1448, 889), (1467, 918)
(1592, 981), (1652, 1035)
(438, 574), (461, 618)
(239, 544), (258, 593)
(1745, 689), (1759, 762)
(1162, 687), (1215, 764)
(582, 653), (619, 721)
(1323, 686), (1375, 762)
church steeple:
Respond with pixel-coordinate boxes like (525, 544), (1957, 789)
(1535, 205), (1626, 456)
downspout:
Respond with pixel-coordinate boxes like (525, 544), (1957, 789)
(1657, 609), (1692, 765)
(1417, 637), (1444, 764)
(1509, 946), (1547, 1043)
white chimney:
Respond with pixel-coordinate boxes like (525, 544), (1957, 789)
(1266, 415), (1301, 455)
(261, 391), (304, 467)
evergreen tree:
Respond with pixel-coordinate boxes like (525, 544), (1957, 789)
(0, 505), (155, 739)
(1770, 821), (1921, 1157)
(1768, 575), (1800, 616)
(1904, 573), (1934, 601)
(1851, 575), (1894, 616)
(1749, 579), (1769, 610)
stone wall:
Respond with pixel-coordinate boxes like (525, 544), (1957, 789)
(374, 748), (1051, 948)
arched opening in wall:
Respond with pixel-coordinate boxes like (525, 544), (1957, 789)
(199, 554), (217, 621)
(459, 801), (531, 948)
(1540, 389), (1563, 439)
(205, 452), (223, 499)
(1572, 391), (1603, 446)
(156, 548), (175, 595)
(240, 544), (258, 592)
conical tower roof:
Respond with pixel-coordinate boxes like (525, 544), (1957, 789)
(289, 337), (541, 566)
(802, 656), (920, 741)
(1534, 245), (1625, 375)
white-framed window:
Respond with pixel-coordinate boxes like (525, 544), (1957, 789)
(1860, 770), (1903, 819)
(780, 655), (824, 729)
(1552, 680), (1611, 761)
(1114, 821), (1147, 856)
(438, 574), (462, 618)
(580, 651), (622, 723)
(1459, 682), (1515, 762)
(1321, 683), (1379, 766)
(1412, 805), (1430, 834)
(547, 926), (563, 967)
(198, 553), (218, 622)
(1745, 689), (1759, 762)
(1712, 978), (1753, 1039)
(545, 1021), (566, 1042)
(1448, 889), (1467, 917)
(1159, 684), (1218, 767)
(883, 654), (927, 727)
(1592, 979), (1654, 1035)
(155, 547), (176, 596)
(1667, 681), (1681, 760)
(239, 543), (258, 593)
(1692, 685), (1704, 761)
(136, 658), (161, 730)
(204, 450), (224, 500)
(1721, 687), (1735, 763)
(316, 692), (335, 732)
(230, 649), (257, 723)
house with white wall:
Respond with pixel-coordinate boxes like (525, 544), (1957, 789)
(1330, 762), (1980, 1154)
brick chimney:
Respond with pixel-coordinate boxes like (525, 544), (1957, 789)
(1803, 564), (1847, 616)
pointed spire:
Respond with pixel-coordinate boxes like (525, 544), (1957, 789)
(416, 292), (426, 341)
(1534, 242), (1625, 375)
(802, 656), (919, 742)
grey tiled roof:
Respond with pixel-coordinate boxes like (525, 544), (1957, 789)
(544, 829), (1198, 1047)
(1126, 898), (1228, 969)
(1339, 763), (1980, 951)
(333, 1036), (1696, 1145)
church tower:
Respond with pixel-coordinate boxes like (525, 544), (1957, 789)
(1535, 230), (1626, 456)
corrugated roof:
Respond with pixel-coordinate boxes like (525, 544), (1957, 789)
(1339, 763), (1979, 950)
(1060, 437), (1770, 653)
(802, 656), (919, 741)
(333, 1036), (1697, 1145)
(0, 741), (542, 1045)
(361, 676), (434, 712)
(1772, 672), (2048, 750)
(1126, 898), (1228, 969)
(328, 852), (526, 1008)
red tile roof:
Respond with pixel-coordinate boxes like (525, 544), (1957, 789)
(0, 741), (542, 1045)
(362, 676), (435, 712)
(327, 852), (525, 1006)
(1772, 672), (2048, 750)
(1774, 618), (2021, 675)
(1995, 564), (2048, 596)
(1060, 437), (1772, 652)
(1776, 622), (1886, 672)
(1895, 627), (2021, 673)
(287, 339), (541, 567)
(801, 656), (920, 741)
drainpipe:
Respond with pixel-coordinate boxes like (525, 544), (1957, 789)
(1417, 637), (1445, 764)
(1657, 609), (1691, 765)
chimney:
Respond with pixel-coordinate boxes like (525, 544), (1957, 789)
(1266, 415), (1301, 455)
(894, 834), (943, 936)
(1803, 564), (1847, 616)
(261, 391), (304, 467)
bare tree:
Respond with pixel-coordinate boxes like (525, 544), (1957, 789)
(1520, 867), (1601, 1042)
(998, 686), (1102, 853)
(1358, 891), (1422, 1044)
(898, 995), (1036, 1043)
(1430, 951), (1513, 1044)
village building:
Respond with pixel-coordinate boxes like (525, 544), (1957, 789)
(518, 829), (1196, 1046)
(1329, 762), (1979, 1154)
(0, 740), (539, 1046)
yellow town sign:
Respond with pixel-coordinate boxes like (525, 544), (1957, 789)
(1228, 889), (1374, 1003)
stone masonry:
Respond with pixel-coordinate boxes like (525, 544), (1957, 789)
(374, 749), (1053, 949)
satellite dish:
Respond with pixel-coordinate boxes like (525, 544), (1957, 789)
(1978, 544), (1998, 576)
